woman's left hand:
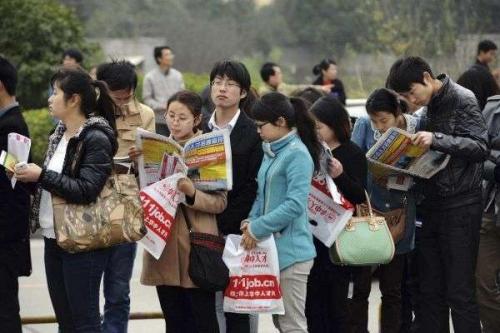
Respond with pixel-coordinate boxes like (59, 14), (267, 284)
(15, 163), (42, 183)
(328, 157), (344, 178)
(177, 177), (196, 197)
(241, 228), (257, 250)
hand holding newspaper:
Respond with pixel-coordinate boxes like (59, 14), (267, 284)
(0, 133), (31, 188)
(366, 127), (450, 183)
(308, 145), (355, 247)
(135, 128), (233, 191)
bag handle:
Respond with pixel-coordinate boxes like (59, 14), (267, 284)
(180, 204), (193, 232)
(355, 190), (374, 218)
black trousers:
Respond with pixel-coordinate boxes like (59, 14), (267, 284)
(418, 202), (482, 333)
(0, 258), (21, 333)
(306, 239), (351, 333)
(349, 254), (406, 333)
(157, 285), (219, 333)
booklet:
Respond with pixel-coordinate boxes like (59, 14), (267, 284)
(135, 128), (233, 191)
(0, 133), (31, 188)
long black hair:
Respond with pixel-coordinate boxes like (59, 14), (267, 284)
(50, 67), (118, 134)
(310, 95), (351, 143)
(252, 92), (321, 171)
(365, 88), (408, 117)
(312, 58), (336, 78)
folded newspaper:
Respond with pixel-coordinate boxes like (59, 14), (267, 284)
(366, 127), (450, 180)
(135, 128), (233, 191)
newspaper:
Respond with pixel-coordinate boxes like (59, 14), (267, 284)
(308, 146), (355, 247)
(0, 133), (31, 188)
(135, 128), (233, 191)
(366, 127), (450, 180)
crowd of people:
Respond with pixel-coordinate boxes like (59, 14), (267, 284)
(0, 38), (499, 333)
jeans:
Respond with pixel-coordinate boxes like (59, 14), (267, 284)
(350, 255), (406, 333)
(0, 252), (22, 333)
(157, 285), (219, 333)
(273, 260), (314, 333)
(102, 242), (137, 333)
(215, 291), (258, 333)
(44, 238), (109, 333)
(418, 203), (482, 333)
(306, 239), (350, 332)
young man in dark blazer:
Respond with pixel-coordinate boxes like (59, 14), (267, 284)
(205, 60), (263, 333)
(0, 56), (32, 333)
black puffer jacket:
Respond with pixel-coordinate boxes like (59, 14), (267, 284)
(31, 117), (118, 231)
(420, 74), (489, 208)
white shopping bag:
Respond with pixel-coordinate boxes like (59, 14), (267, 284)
(308, 172), (354, 247)
(222, 234), (284, 315)
(139, 173), (184, 259)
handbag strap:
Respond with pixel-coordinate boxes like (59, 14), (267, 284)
(180, 204), (193, 232)
(356, 190), (374, 218)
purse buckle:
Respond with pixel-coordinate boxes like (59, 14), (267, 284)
(345, 221), (356, 231)
(369, 218), (381, 231)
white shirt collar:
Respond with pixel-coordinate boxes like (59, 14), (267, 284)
(208, 109), (241, 134)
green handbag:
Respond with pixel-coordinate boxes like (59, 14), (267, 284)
(329, 191), (395, 266)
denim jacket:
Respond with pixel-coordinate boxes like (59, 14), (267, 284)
(247, 130), (316, 270)
(352, 116), (421, 254)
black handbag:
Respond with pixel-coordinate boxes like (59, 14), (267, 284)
(181, 205), (229, 292)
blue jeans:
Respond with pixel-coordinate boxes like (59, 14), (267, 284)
(44, 238), (109, 333)
(102, 242), (137, 333)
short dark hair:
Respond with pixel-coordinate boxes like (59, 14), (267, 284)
(310, 95), (351, 143)
(209, 60), (251, 94)
(478, 40), (498, 55)
(167, 90), (203, 131)
(386, 56), (434, 93)
(0, 56), (17, 96)
(62, 48), (84, 64)
(366, 88), (408, 117)
(154, 46), (171, 64)
(313, 58), (337, 76)
(260, 62), (278, 82)
(96, 60), (138, 91)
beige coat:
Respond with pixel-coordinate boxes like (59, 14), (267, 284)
(115, 101), (155, 157)
(140, 131), (227, 288)
(141, 189), (227, 288)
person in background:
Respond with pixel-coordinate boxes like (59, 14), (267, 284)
(306, 95), (367, 332)
(291, 87), (327, 105)
(96, 60), (155, 333)
(386, 56), (488, 333)
(204, 60), (263, 333)
(351, 88), (420, 332)
(259, 62), (331, 96)
(139, 90), (226, 333)
(62, 48), (84, 68)
(0, 56), (32, 333)
(16, 67), (119, 332)
(241, 92), (321, 333)
(312, 58), (347, 105)
(477, 94), (500, 332)
(457, 40), (499, 110)
(143, 46), (185, 136)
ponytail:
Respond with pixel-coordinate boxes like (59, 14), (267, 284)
(289, 97), (321, 171)
(312, 58), (337, 78)
(91, 80), (118, 135)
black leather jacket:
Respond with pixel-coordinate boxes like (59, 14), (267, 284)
(39, 118), (118, 204)
(420, 74), (489, 208)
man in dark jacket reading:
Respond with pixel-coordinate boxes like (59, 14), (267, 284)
(387, 56), (489, 333)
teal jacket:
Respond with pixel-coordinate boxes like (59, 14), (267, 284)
(247, 130), (316, 270)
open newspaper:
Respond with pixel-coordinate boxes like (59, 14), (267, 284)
(135, 128), (233, 191)
(308, 145), (355, 247)
(366, 127), (450, 180)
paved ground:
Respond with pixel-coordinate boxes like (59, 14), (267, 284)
(20, 238), (383, 332)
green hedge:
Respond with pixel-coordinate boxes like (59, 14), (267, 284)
(22, 108), (54, 165)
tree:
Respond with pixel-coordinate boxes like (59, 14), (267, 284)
(0, 0), (101, 108)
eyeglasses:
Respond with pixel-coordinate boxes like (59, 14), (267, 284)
(255, 121), (269, 129)
(211, 79), (241, 89)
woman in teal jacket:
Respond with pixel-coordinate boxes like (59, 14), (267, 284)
(241, 92), (321, 333)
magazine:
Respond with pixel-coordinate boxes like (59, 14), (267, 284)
(366, 127), (450, 180)
(135, 128), (233, 191)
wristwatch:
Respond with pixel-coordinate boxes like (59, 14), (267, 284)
(434, 133), (443, 139)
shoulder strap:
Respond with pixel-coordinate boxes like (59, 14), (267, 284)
(180, 204), (192, 231)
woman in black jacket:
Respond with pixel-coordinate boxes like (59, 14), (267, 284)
(312, 58), (347, 105)
(16, 67), (118, 333)
(305, 95), (367, 333)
